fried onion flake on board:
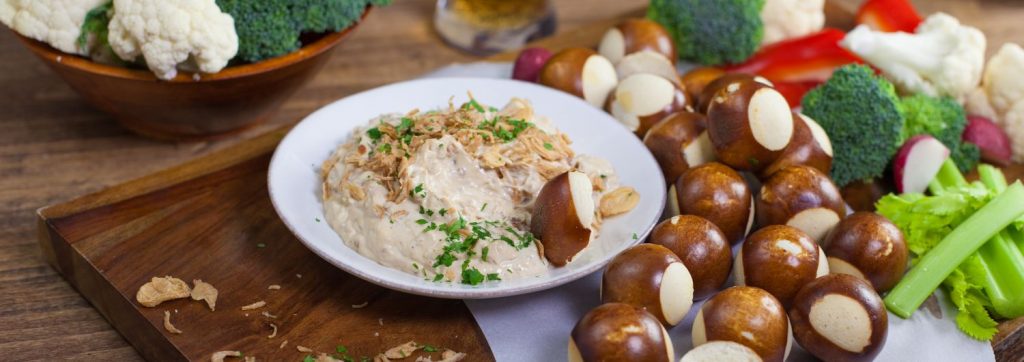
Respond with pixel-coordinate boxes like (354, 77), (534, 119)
(136, 276), (191, 307)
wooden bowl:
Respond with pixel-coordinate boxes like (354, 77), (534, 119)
(15, 7), (371, 141)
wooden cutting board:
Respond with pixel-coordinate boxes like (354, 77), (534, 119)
(35, 2), (1024, 361)
(36, 129), (493, 361)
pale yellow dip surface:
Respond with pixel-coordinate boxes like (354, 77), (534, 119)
(322, 98), (620, 284)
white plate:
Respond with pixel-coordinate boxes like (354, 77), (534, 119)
(268, 77), (665, 299)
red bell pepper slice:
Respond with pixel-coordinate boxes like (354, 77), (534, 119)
(723, 28), (862, 83)
(856, 0), (923, 33)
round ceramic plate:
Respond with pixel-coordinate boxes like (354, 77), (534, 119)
(268, 77), (665, 299)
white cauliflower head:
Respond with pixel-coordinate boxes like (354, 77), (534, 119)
(1, 0), (108, 55)
(760, 0), (825, 45)
(982, 43), (1024, 116)
(841, 12), (986, 101)
(999, 100), (1024, 162)
(108, 0), (238, 80)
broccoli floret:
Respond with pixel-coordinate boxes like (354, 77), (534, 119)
(899, 94), (979, 172)
(217, 0), (389, 63)
(647, 0), (765, 65)
(802, 64), (905, 187)
(216, 1), (298, 63)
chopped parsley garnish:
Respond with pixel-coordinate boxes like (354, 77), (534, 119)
(366, 127), (382, 141)
(488, 106), (499, 112)
(461, 267), (485, 285)
(433, 251), (456, 268)
(336, 345), (348, 354)
(433, 274), (444, 282)
(463, 99), (485, 113)
(416, 219), (428, 225)
(481, 246), (489, 261)
(477, 117), (533, 142)
(422, 344), (438, 353)
(543, 142), (554, 150)
(439, 208), (447, 216)
(377, 143), (392, 154)
(412, 262), (419, 270)
(600, 174), (607, 179)
(303, 355), (316, 362)
(480, 203), (488, 211)
(409, 183), (425, 199)
(632, 233), (639, 240)
(315, 217), (321, 223)
(486, 273), (501, 281)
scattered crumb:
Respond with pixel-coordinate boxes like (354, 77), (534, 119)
(439, 349), (466, 362)
(415, 357), (432, 362)
(262, 311), (277, 319)
(56, 56), (62, 62)
(374, 332), (380, 337)
(210, 351), (241, 362)
(175, 309), (178, 313)
(163, 311), (182, 334)
(268, 285), (281, 290)
(296, 274), (303, 279)
(241, 301), (266, 311)
(384, 341), (419, 359)
(279, 340), (288, 349)
(244, 357), (255, 362)
(137, 276), (191, 307)
(192, 73), (201, 82)
(191, 279), (218, 311)
(267, 323), (278, 339)
(244, 313), (249, 317)
(378, 318), (384, 326)
(352, 301), (369, 309)
(296, 345), (314, 353)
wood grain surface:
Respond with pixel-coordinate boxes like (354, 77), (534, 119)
(3, 0), (1024, 360)
(38, 128), (498, 361)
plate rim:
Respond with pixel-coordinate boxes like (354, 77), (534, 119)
(268, 76), (665, 299)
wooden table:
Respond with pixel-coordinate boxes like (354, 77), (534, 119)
(1, 0), (1021, 360)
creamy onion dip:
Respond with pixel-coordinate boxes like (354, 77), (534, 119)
(321, 98), (622, 284)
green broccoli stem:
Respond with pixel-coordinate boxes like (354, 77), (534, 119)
(975, 165), (1024, 318)
(884, 179), (1024, 318)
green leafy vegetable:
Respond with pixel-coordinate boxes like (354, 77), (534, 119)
(802, 65), (905, 186)
(647, 0), (765, 65)
(879, 160), (1024, 340)
(216, 0), (392, 63)
(899, 94), (979, 172)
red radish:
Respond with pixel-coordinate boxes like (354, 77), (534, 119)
(963, 116), (1013, 167)
(893, 135), (950, 194)
(512, 47), (553, 82)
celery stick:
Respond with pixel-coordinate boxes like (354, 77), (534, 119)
(884, 181), (1024, 318)
(929, 159), (968, 195)
(977, 232), (1024, 317)
(976, 164), (1024, 318)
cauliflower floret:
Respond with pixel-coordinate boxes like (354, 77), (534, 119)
(965, 87), (1000, 123)
(108, 0), (238, 80)
(982, 43), (1024, 116)
(1, 0), (108, 55)
(1000, 100), (1024, 162)
(840, 12), (986, 101)
(760, 0), (825, 45)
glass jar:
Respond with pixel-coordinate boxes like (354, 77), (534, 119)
(434, 0), (556, 55)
